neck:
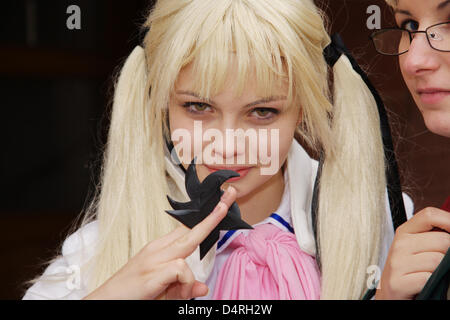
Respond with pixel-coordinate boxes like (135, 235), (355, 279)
(236, 164), (286, 225)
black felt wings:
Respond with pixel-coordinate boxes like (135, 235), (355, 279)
(165, 157), (253, 259)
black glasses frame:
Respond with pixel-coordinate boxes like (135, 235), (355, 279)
(370, 21), (450, 56)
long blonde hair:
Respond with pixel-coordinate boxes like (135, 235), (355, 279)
(27, 0), (387, 300)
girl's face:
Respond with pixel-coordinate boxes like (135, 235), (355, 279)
(168, 60), (301, 199)
(396, 0), (450, 137)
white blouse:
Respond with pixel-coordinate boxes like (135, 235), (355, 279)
(22, 139), (414, 300)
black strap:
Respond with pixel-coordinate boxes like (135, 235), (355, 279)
(311, 152), (324, 271)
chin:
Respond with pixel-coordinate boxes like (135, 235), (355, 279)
(422, 111), (450, 138)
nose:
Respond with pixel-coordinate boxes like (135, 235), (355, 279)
(210, 122), (248, 163)
(214, 131), (247, 162)
(401, 33), (439, 76)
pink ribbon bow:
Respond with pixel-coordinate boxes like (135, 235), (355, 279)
(212, 223), (321, 300)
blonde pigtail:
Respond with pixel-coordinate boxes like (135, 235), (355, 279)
(87, 46), (178, 293)
(318, 55), (387, 299)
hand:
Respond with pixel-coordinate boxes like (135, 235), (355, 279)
(83, 186), (237, 300)
(375, 207), (450, 300)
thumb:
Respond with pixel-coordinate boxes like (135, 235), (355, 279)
(191, 281), (209, 298)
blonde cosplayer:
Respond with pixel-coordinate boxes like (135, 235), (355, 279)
(26, 0), (390, 300)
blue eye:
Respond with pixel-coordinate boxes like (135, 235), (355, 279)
(401, 20), (419, 31)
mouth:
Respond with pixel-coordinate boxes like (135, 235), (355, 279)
(417, 88), (450, 105)
(203, 164), (254, 182)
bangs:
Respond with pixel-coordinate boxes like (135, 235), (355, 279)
(179, 0), (296, 110)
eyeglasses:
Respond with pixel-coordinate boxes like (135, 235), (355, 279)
(370, 21), (450, 56)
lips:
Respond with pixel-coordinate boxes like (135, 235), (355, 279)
(417, 88), (450, 104)
(204, 165), (252, 171)
(204, 164), (253, 182)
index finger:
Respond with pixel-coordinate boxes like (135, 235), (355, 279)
(400, 207), (450, 234)
(154, 186), (237, 263)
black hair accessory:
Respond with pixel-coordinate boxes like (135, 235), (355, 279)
(165, 136), (187, 174)
(318, 33), (408, 300)
(165, 157), (253, 260)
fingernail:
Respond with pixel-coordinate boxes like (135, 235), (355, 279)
(221, 186), (233, 201)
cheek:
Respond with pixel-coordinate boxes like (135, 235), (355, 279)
(269, 112), (298, 157)
(235, 131), (292, 197)
(444, 55), (450, 78)
(246, 125), (289, 171)
(399, 56), (410, 85)
(169, 105), (189, 134)
(398, 56), (420, 102)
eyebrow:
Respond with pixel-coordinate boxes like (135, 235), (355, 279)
(395, 0), (450, 15)
(175, 90), (287, 108)
(437, 0), (450, 10)
(394, 9), (411, 16)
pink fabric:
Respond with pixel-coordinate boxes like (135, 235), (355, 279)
(212, 223), (321, 300)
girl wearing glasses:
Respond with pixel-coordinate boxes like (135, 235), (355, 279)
(23, 0), (414, 300)
(370, 0), (450, 299)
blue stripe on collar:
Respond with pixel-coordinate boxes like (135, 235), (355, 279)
(217, 229), (237, 250)
(269, 213), (295, 234)
(216, 212), (295, 251)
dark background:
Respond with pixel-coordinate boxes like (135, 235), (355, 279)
(1, 0), (449, 299)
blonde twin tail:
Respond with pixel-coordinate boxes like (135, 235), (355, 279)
(317, 53), (387, 299)
(86, 45), (178, 293)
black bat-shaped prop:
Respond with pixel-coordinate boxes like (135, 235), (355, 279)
(165, 157), (253, 259)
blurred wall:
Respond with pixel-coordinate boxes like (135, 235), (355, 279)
(1, 0), (449, 299)
(1, 0), (153, 299)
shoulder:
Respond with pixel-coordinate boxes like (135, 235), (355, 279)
(22, 220), (99, 300)
(61, 220), (99, 259)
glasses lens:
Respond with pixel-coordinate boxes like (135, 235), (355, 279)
(372, 29), (410, 55)
(427, 22), (450, 51)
